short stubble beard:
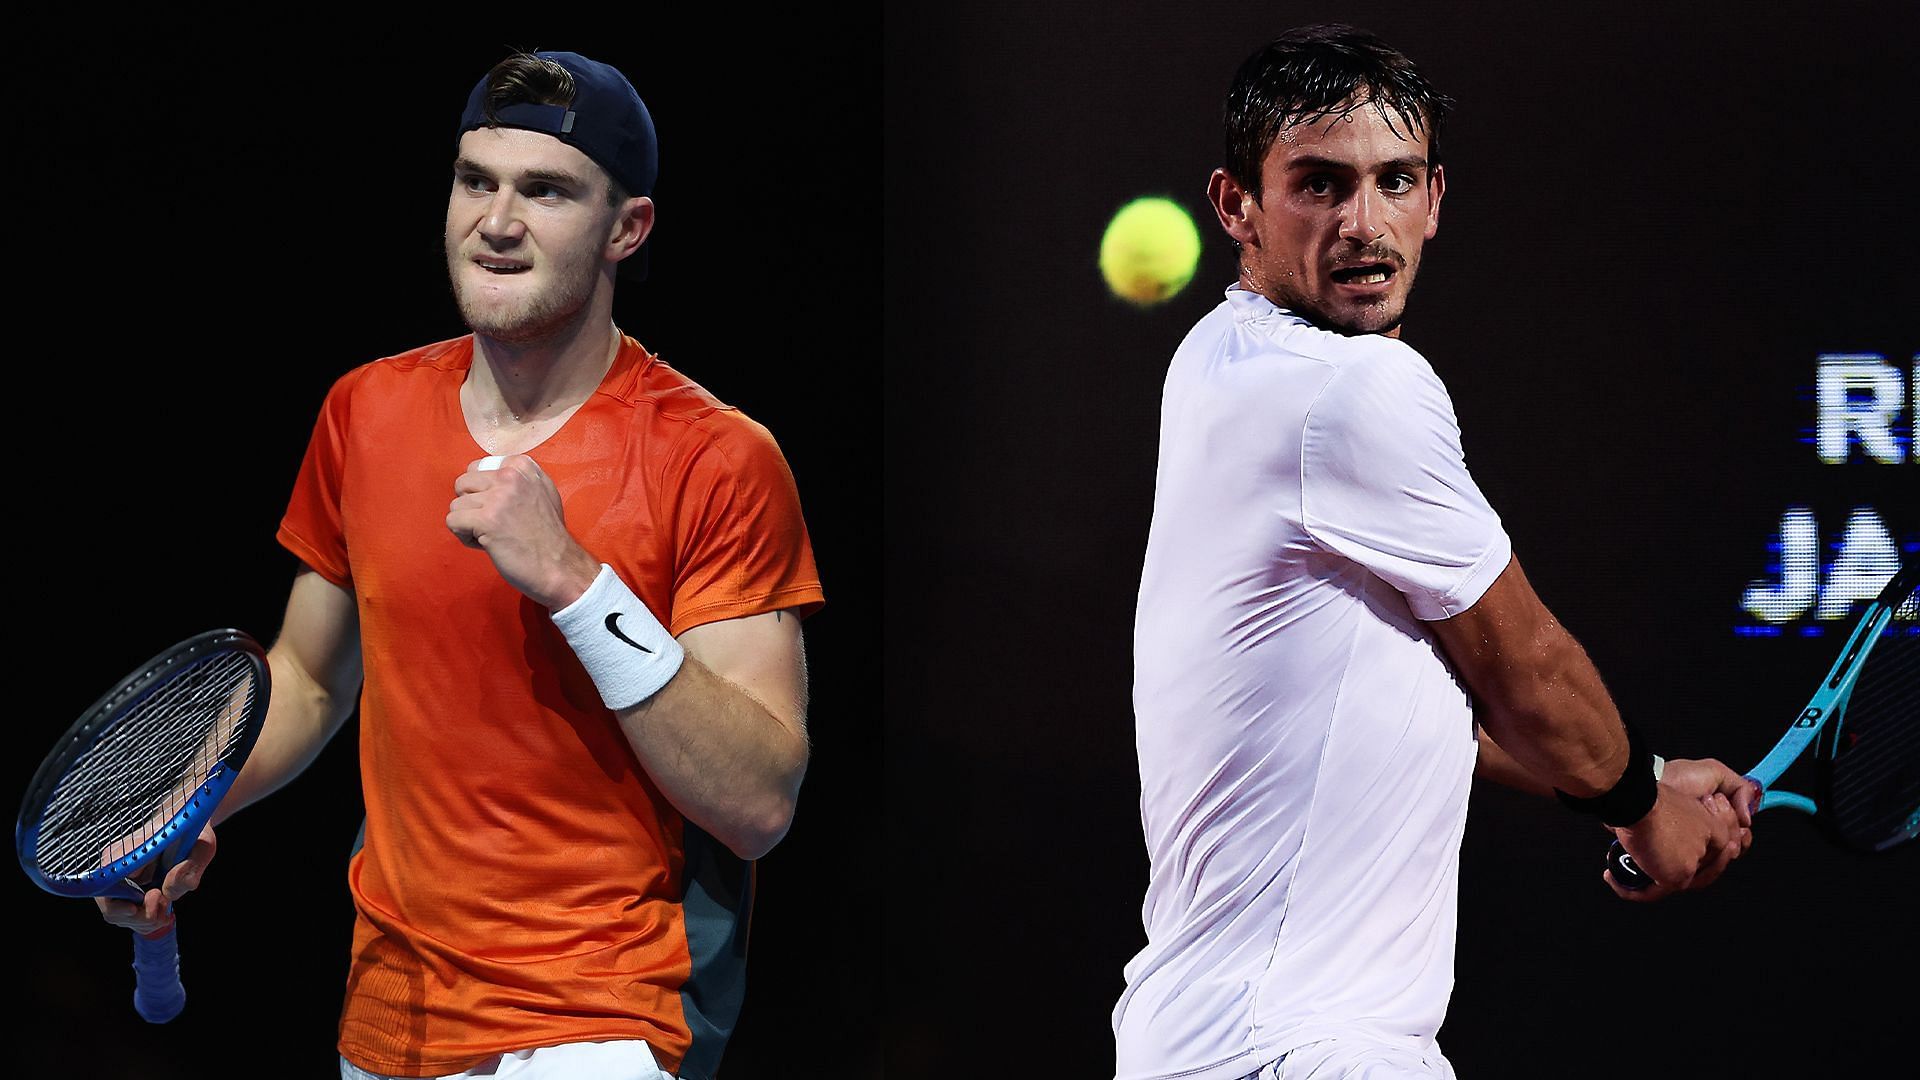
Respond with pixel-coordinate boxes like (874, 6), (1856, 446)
(1254, 254), (1418, 338)
(445, 242), (600, 346)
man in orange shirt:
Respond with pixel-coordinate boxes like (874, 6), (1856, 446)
(97, 51), (823, 1080)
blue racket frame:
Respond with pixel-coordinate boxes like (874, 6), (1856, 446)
(1609, 562), (1916, 887)
(18, 761), (243, 902)
(13, 629), (269, 1022)
(1741, 581), (1905, 819)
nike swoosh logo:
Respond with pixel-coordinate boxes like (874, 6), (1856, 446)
(605, 613), (654, 653)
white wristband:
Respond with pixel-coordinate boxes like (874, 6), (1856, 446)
(550, 564), (686, 710)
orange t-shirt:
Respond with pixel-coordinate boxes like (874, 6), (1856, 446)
(277, 334), (824, 1079)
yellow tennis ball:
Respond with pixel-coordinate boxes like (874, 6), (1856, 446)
(1099, 197), (1202, 306)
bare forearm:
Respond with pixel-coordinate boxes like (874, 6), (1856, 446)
(1463, 619), (1628, 796)
(213, 646), (355, 824)
(1473, 724), (1556, 796)
(1431, 557), (1630, 797)
(615, 655), (808, 860)
(508, 536), (810, 860)
(1435, 561), (1755, 896)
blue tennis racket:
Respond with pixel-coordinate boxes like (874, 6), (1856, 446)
(15, 630), (269, 1022)
(1609, 561), (1918, 889)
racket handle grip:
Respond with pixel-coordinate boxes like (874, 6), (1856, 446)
(131, 923), (185, 1023)
(1606, 839), (1654, 891)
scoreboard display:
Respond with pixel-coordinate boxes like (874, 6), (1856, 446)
(1742, 353), (1917, 633)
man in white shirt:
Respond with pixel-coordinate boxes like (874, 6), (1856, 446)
(1116, 24), (1759, 1080)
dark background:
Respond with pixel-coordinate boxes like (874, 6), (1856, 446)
(9, 10), (1917, 1080)
(10, 26), (878, 1079)
(887, 2), (1915, 1078)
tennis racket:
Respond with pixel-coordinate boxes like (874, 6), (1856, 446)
(1609, 561), (1918, 890)
(15, 629), (270, 1022)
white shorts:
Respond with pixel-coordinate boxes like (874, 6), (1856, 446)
(1251, 1039), (1458, 1080)
(340, 1039), (673, 1080)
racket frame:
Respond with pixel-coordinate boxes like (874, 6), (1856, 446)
(1609, 561), (1915, 886)
(15, 629), (270, 902)
(1745, 564), (1912, 817)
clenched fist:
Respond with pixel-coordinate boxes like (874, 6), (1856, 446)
(446, 455), (600, 610)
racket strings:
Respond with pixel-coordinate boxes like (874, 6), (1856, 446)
(41, 659), (254, 870)
(1823, 611), (1919, 850)
(32, 650), (259, 880)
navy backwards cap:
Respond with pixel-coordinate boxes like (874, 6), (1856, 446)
(457, 51), (657, 196)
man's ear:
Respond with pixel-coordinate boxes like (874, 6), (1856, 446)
(1208, 167), (1261, 252)
(611, 195), (655, 261)
(1424, 164), (1444, 241)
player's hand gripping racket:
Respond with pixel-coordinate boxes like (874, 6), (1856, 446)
(1609, 562), (1918, 889)
(15, 630), (269, 1022)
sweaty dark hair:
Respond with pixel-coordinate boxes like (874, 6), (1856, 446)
(1224, 24), (1453, 202)
(478, 51), (630, 206)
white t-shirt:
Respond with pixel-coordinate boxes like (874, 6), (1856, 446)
(1115, 286), (1512, 1080)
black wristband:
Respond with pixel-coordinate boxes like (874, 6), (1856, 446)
(1554, 724), (1661, 827)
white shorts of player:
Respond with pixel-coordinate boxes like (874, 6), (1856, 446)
(1247, 1039), (1458, 1080)
(340, 1039), (673, 1080)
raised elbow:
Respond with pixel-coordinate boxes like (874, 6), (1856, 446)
(726, 808), (795, 861)
(723, 742), (807, 859)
